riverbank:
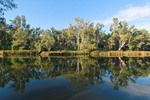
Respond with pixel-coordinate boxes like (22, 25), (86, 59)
(0, 50), (89, 57)
(0, 50), (37, 57)
(1, 50), (150, 57)
(40, 50), (89, 57)
(90, 51), (150, 57)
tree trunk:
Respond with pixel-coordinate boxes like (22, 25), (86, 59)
(118, 57), (126, 67)
(119, 39), (121, 50)
(118, 41), (126, 51)
(77, 58), (80, 73)
(77, 33), (80, 50)
(48, 57), (51, 62)
(118, 31), (135, 51)
(96, 31), (99, 47)
(48, 46), (51, 51)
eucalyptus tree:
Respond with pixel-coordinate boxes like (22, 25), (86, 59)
(79, 21), (94, 50)
(0, 20), (10, 49)
(94, 23), (104, 48)
(73, 17), (84, 50)
(128, 29), (150, 50)
(61, 28), (71, 49)
(63, 18), (84, 50)
(98, 32), (110, 50)
(70, 17), (101, 50)
(51, 27), (62, 50)
(41, 29), (55, 51)
(10, 16), (31, 50)
(109, 18), (135, 50)
(67, 24), (77, 50)
(29, 27), (42, 51)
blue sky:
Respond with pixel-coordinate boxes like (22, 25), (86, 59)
(4, 0), (150, 32)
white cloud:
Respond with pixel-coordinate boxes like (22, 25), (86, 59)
(121, 82), (150, 98)
(104, 77), (150, 98)
(94, 2), (150, 31)
(135, 22), (150, 30)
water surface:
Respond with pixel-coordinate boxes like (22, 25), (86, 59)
(0, 56), (150, 100)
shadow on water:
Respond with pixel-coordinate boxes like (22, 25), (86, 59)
(0, 56), (150, 92)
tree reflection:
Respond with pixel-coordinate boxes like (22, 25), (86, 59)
(0, 56), (150, 92)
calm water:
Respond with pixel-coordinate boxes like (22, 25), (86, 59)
(0, 56), (150, 100)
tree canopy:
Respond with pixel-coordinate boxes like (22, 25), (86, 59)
(0, 0), (17, 17)
(0, 15), (150, 51)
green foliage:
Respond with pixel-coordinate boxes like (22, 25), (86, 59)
(0, 0), (17, 16)
(0, 15), (150, 51)
(0, 56), (150, 92)
(10, 16), (31, 50)
(41, 29), (55, 51)
(0, 50), (36, 56)
(0, 21), (12, 50)
(109, 18), (135, 50)
(128, 29), (150, 50)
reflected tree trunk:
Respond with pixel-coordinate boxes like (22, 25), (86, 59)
(118, 57), (126, 67)
(48, 57), (51, 62)
(77, 58), (80, 73)
(118, 57), (126, 74)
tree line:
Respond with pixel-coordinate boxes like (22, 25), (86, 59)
(0, 0), (150, 52)
(0, 15), (150, 52)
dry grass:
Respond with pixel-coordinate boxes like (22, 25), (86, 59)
(40, 50), (90, 57)
(91, 51), (150, 57)
(0, 50), (37, 56)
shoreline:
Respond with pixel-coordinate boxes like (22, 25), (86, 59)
(1, 50), (150, 57)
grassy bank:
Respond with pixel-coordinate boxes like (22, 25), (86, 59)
(1, 50), (150, 57)
(91, 51), (150, 57)
(0, 50), (37, 56)
(1, 50), (89, 57)
(0, 51), (4, 57)
(40, 50), (89, 57)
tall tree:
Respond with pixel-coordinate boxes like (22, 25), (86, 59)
(74, 17), (83, 50)
(94, 23), (104, 48)
(10, 16), (31, 50)
(128, 29), (150, 51)
(29, 27), (42, 51)
(41, 29), (55, 51)
(0, 20), (12, 49)
(109, 18), (135, 50)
